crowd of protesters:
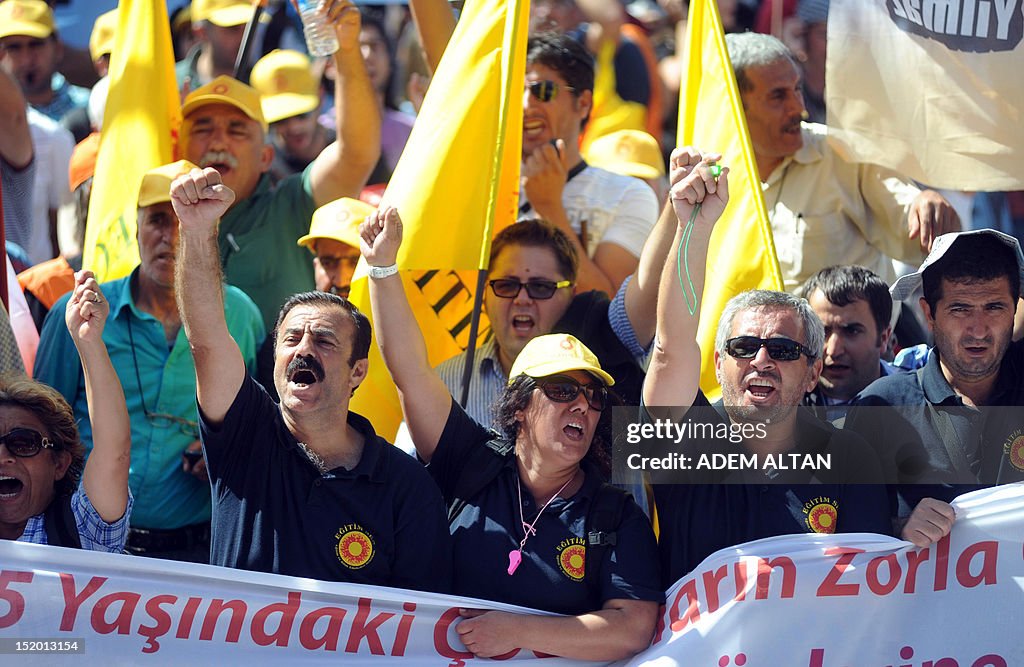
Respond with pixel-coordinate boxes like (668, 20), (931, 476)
(1, 0), (1021, 660)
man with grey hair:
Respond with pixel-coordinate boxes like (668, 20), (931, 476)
(642, 149), (889, 581)
(725, 31), (959, 293)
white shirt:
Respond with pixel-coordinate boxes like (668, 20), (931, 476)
(25, 108), (74, 265)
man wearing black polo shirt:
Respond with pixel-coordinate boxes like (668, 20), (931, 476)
(170, 167), (452, 592)
(643, 150), (888, 582)
(847, 230), (1024, 547)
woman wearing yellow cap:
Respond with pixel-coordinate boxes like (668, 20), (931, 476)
(362, 206), (661, 662)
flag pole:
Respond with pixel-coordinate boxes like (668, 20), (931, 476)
(458, 270), (487, 408)
(233, 0), (269, 81)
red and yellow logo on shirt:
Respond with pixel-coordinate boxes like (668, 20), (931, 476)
(335, 524), (375, 570)
(556, 537), (586, 581)
(803, 496), (839, 534)
(1003, 432), (1024, 472)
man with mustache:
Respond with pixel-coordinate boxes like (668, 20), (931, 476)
(181, 0), (379, 331)
(642, 150), (889, 582)
(725, 32), (959, 292)
(847, 230), (1024, 547)
(35, 160), (265, 562)
(170, 167), (452, 591)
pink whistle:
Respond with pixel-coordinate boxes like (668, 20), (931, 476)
(507, 550), (522, 575)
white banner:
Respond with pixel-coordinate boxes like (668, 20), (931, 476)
(1, 484), (1022, 665)
(626, 483), (1024, 666)
(826, 0), (1024, 190)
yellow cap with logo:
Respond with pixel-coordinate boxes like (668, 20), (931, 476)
(509, 334), (615, 386)
(0, 0), (55, 40)
(250, 50), (321, 124)
(298, 198), (376, 252)
(138, 160), (200, 208)
(182, 75), (268, 131)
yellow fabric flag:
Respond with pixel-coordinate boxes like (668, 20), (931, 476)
(349, 0), (529, 438)
(677, 0), (783, 401)
(83, 0), (181, 281)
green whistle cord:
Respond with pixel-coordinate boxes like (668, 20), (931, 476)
(675, 164), (721, 315)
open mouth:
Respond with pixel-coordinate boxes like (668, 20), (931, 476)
(0, 476), (24, 499)
(511, 315), (535, 332)
(745, 379), (776, 400)
(563, 422), (584, 440)
(523, 119), (546, 138)
(199, 151), (239, 175)
(286, 355), (325, 387)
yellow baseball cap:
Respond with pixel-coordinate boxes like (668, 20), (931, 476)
(584, 130), (665, 180)
(250, 50), (321, 124)
(138, 160), (200, 208)
(192, 0), (253, 28)
(298, 198), (375, 251)
(182, 75), (268, 131)
(509, 334), (615, 386)
(0, 0), (55, 40)
(89, 10), (117, 62)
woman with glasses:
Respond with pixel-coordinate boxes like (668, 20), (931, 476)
(362, 206), (661, 662)
(1, 271), (131, 550)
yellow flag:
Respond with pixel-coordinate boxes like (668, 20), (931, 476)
(349, 0), (529, 438)
(677, 0), (783, 401)
(84, 0), (181, 281)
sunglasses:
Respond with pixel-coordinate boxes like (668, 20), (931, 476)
(725, 336), (815, 362)
(526, 80), (575, 103)
(534, 375), (609, 411)
(0, 428), (58, 458)
(489, 278), (573, 300)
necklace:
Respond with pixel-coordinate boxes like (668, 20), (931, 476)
(507, 472), (576, 576)
(297, 441), (329, 474)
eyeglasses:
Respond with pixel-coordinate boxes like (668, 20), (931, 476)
(534, 375), (609, 411)
(127, 319), (200, 440)
(526, 80), (575, 103)
(488, 278), (573, 300)
(0, 428), (58, 458)
(724, 336), (815, 362)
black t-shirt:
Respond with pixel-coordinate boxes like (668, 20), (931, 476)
(650, 392), (891, 585)
(200, 375), (453, 592)
(428, 401), (662, 615)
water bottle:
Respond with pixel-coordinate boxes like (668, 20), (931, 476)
(297, 0), (339, 58)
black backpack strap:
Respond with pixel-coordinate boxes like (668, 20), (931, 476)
(44, 492), (82, 549)
(584, 483), (630, 608)
(447, 435), (515, 524)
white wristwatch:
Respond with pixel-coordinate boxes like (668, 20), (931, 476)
(368, 263), (399, 279)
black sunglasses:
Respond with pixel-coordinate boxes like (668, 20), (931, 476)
(725, 336), (815, 362)
(526, 80), (575, 103)
(534, 374), (609, 411)
(0, 428), (58, 458)
(489, 278), (572, 300)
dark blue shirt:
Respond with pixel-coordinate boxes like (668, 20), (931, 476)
(848, 340), (1024, 513)
(650, 392), (891, 585)
(201, 375), (453, 592)
(429, 402), (662, 615)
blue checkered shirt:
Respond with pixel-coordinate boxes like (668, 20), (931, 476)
(17, 486), (132, 552)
